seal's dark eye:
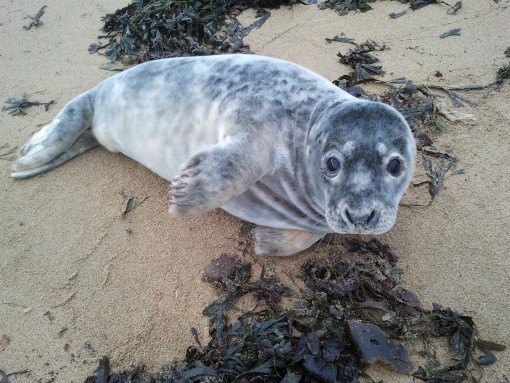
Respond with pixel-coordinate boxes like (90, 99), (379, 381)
(387, 158), (402, 177)
(326, 157), (341, 175)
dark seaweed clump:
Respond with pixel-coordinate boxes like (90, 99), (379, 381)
(23, 5), (47, 30)
(319, 0), (375, 15)
(336, 39), (387, 82)
(85, 239), (505, 383)
(89, 0), (293, 62)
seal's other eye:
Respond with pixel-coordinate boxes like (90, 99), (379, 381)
(325, 157), (341, 176)
(387, 158), (402, 177)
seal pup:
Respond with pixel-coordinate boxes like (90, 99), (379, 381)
(11, 54), (416, 256)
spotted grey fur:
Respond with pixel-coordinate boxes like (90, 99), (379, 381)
(11, 54), (416, 256)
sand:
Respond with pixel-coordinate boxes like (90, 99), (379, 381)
(0, 0), (509, 381)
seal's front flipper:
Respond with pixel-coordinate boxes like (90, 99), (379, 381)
(168, 139), (271, 216)
(11, 91), (95, 179)
(252, 226), (326, 256)
(11, 129), (98, 179)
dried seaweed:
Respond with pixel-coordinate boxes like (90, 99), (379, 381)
(85, 241), (505, 382)
(380, 84), (434, 128)
(319, 0), (375, 15)
(23, 5), (47, 30)
(386, 0), (464, 18)
(440, 27), (461, 39)
(83, 358), (142, 383)
(2, 94), (55, 116)
(91, 0), (292, 61)
(497, 63), (510, 83)
(389, 10), (407, 18)
(336, 39), (387, 82)
(355, 84), (436, 129)
(325, 35), (356, 44)
(410, 61), (510, 98)
(421, 152), (457, 202)
(435, 100), (476, 121)
(400, 0), (456, 11)
(403, 0), (439, 10)
(401, 148), (458, 207)
(202, 255), (291, 316)
(336, 79), (437, 129)
(319, 0), (460, 16)
(0, 369), (30, 383)
(415, 132), (434, 149)
(121, 193), (148, 217)
(93, 356), (110, 383)
(446, 1), (462, 15)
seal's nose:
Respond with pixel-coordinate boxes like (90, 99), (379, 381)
(343, 208), (378, 228)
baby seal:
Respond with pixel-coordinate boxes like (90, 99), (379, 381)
(11, 54), (416, 256)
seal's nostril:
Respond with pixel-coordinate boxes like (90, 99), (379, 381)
(344, 209), (354, 225)
(344, 208), (376, 227)
(367, 210), (377, 225)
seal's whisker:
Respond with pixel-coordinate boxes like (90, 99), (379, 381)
(382, 132), (409, 147)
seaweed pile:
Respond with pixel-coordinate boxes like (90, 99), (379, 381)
(89, 0), (293, 61)
(85, 239), (505, 383)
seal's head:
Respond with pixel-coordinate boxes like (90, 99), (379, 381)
(305, 100), (416, 234)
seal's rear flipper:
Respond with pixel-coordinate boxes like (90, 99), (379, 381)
(11, 129), (98, 179)
(252, 226), (326, 256)
(11, 91), (95, 179)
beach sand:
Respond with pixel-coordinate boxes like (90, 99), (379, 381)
(0, 0), (509, 381)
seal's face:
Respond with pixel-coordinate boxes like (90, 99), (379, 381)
(306, 101), (416, 234)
